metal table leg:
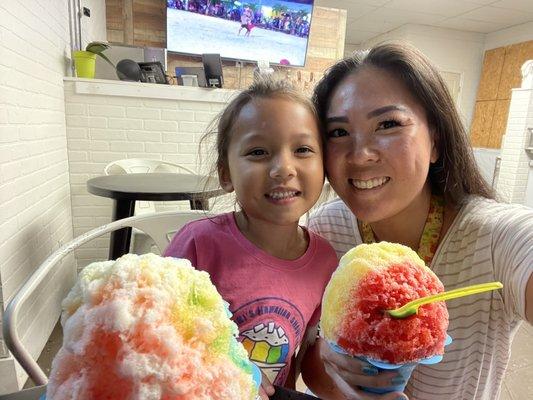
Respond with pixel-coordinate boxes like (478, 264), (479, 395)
(190, 198), (209, 210)
(108, 199), (135, 260)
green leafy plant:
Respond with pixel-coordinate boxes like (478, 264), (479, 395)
(85, 41), (115, 69)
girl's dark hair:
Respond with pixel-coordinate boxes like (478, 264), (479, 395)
(313, 42), (494, 206)
(203, 75), (318, 178)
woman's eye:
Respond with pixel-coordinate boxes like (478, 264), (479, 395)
(377, 119), (400, 130)
(327, 128), (348, 138)
(246, 149), (266, 157)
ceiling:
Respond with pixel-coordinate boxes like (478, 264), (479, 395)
(315, 0), (533, 45)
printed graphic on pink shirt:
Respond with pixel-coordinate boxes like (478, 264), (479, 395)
(232, 297), (305, 385)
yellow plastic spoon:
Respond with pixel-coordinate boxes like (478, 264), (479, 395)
(386, 281), (503, 319)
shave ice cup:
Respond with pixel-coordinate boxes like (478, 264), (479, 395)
(329, 334), (452, 394)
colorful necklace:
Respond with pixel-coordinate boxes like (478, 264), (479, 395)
(360, 194), (444, 265)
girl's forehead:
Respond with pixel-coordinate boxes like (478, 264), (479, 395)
(238, 97), (315, 122)
(230, 98), (320, 143)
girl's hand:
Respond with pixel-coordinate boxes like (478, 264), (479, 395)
(318, 338), (409, 400)
(257, 370), (275, 400)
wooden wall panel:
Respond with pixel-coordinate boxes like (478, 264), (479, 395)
(498, 44), (525, 99)
(106, 3), (346, 92)
(488, 99), (510, 149)
(470, 101), (496, 148)
(471, 39), (533, 149)
(476, 47), (505, 101)
(124, 0), (134, 44)
(106, 0), (125, 30)
(106, 0), (125, 43)
(132, 0), (165, 47)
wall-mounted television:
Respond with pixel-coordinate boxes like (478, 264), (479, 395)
(166, 0), (314, 67)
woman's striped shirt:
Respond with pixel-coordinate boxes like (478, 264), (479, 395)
(308, 196), (532, 400)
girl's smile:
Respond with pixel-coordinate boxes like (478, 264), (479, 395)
(265, 187), (302, 203)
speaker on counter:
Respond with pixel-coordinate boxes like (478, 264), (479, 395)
(144, 47), (167, 72)
(116, 59), (142, 81)
(202, 53), (223, 88)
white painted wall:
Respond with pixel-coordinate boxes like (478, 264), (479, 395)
(360, 24), (485, 131)
(485, 21), (533, 51)
(80, 0), (107, 49)
(473, 147), (501, 189)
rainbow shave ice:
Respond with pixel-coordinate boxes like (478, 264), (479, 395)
(46, 253), (258, 400)
(322, 242), (449, 365)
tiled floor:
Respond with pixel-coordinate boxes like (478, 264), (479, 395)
(499, 322), (533, 400)
(28, 322), (533, 399)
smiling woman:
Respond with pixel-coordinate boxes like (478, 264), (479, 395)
(302, 42), (533, 400)
(323, 66), (439, 235)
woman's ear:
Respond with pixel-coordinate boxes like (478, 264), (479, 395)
(218, 166), (234, 193)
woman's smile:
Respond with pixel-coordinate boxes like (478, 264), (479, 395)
(349, 176), (390, 190)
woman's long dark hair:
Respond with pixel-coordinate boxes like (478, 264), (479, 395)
(313, 42), (494, 206)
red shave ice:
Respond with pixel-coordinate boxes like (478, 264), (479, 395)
(338, 262), (448, 364)
(321, 242), (449, 365)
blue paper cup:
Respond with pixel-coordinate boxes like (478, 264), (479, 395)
(251, 362), (262, 388)
(330, 335), (452, 394)
(357, 357), (417, 394)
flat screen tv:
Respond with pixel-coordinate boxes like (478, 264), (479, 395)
(166, 0), (314, 67)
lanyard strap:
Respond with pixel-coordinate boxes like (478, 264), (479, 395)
(360, 194), (444, 265)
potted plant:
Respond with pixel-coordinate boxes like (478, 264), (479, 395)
(73, 41), (115, 79)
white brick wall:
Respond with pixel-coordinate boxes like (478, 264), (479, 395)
(64, 79), (237, 268)
(496, 87), (533, 204)
(0, 0), (76, 392)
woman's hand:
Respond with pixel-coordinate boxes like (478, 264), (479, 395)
(318, 338), (409, 400)
(257, 370), (275, 400)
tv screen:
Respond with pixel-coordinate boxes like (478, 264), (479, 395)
(167, 0), (314, 67)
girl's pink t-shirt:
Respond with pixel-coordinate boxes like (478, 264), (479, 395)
(164, 212), (338, 385)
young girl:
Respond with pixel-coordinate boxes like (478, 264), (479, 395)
(164, 78), (338, 397)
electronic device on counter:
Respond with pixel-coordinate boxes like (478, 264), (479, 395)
(174, 66), (207, 87)
(202, 53), (223, 88)
(144, 47), (167, 71)
(138, 61), (168, 84)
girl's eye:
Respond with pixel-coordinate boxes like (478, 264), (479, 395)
(295, 146), (313, 154)
(327, 128), (348, 138)
(377, 119), (400, 130)
(246, 149), (266, 157)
